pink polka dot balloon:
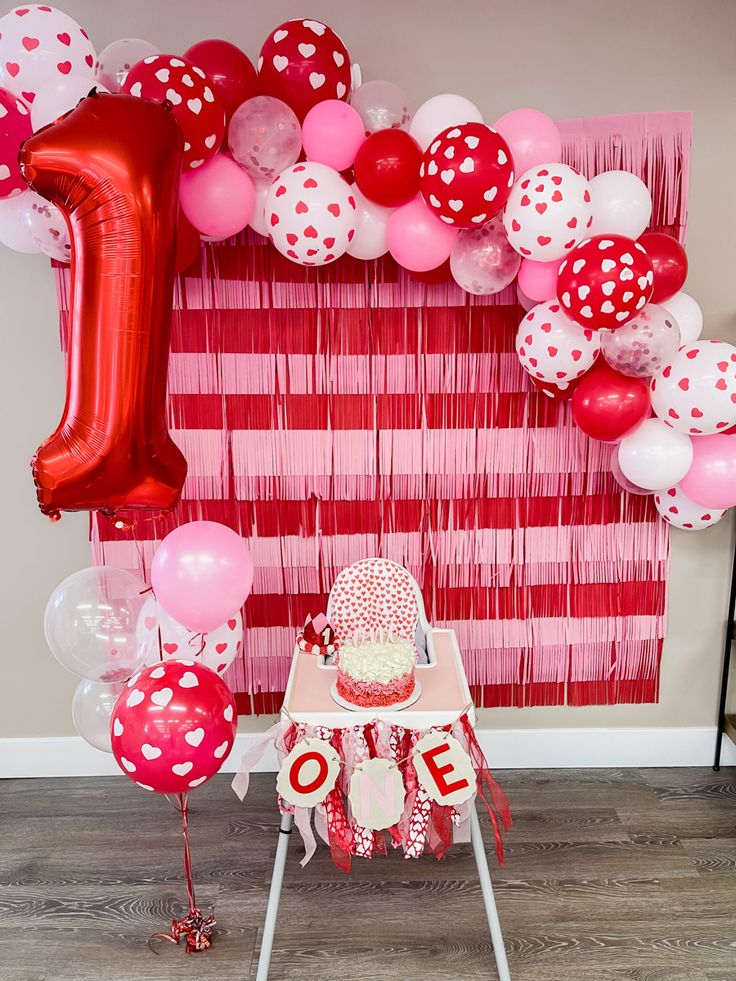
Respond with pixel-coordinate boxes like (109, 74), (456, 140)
(503, 163), (592, 261)
(650, 340), (736, 435)
(419, 122), (514, 228)
(0, 4), (96, 105)
(265, 161), (357, 266)
(123, 54), (225, 171)
(516, 299), (601, 383)
(111, 659), (237, 794)
(653, 484), (725, 531)
(557, 235), (654, 330)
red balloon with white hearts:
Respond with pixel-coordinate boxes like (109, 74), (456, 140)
(265, 161), (357, 266)
(653, 484), (726, 531)
(257, 18), (351, 121)
(123, 54), (225, 170)
(111, 659), (236, 794)
(516, 299), (601, 384)
(557, 235), (654, 330)
(0, 4), (96, 105)
(503, 163), (592, 261)
(650, 340), (736, 435)
(419, 122), (514, 228)
(136, 595), (243, 677)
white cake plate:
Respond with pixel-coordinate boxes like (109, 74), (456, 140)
(330, 678), (422, 713)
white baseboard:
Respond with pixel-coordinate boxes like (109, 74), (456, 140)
(1, 726), (735, 779)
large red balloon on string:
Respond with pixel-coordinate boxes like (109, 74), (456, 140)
(123, 54), (225, 170)
(354, 129), (422, 208)
(257, 18), (351, 121)
(20, 93), (187, 517)
(184, 39), (258, 122)
(571, 361), (650, 441)
(638, 231), (688, 303)
(419, 122), (514, 228)
(111, 660), (237, 794)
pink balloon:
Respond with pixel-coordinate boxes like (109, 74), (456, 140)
(386, 195), (458, 272)
(151, 520), (254, 634)
(180, 154), (255, 240)
(517, 258), (558, 302)
(0, 87), (31, 200)
(302, 99), (365, 172)
(493, 108), (562, 176)
(678, 434), (736, 509)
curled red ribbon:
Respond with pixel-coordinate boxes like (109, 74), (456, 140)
(149, 908), (216, 954)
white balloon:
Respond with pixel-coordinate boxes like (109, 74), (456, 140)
(588, 170), (652, 239)
(136, 595), (243, 676)
(31, 75), (108, 132)
(96, 38), (159, 93)
(409, 94), (483, 150)
(661, 291), (703, 344)
(617, 418), (693, 490)
(249, 179), (270, 238)
(347, 184), (391, 260)
(72, 680), (123, 753)
(0, 191), (42, 253)
(503, 164), (592, 261)
(653, 484), (726, 531)
(20, 190), (70, 262)
(516, 299), (601, 383)
(650, 340), (736, 435)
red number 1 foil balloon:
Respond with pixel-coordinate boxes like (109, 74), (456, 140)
(20, 92), (187, 518)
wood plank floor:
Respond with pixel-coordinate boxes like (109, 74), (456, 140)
(1, 767), (735, 980)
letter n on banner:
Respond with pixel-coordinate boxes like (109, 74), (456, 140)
(348, 758), (405, 831)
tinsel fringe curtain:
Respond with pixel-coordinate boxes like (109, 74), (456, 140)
(54, 112), (690, 716)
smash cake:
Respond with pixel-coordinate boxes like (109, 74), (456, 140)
(335, 632), (416, 708)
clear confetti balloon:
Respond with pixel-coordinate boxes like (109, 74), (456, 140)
(96, 38), (159, 92)
(72, 679), (124, 752)
(601, 303), (681, 378)
(20, 190), (70, 262)
(228, 95), (301, 181)
(450, 215), (521, 295)
(350, 79), (411, 134)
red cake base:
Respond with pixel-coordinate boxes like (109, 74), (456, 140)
(336, 670), (415, 708)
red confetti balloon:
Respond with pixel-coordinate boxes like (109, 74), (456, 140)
(111, 660), (237, 794)
(638, 231), (688, 304)
(354, 129), (422, 208)
(571, 361), (650, 441)
(258, 18), (351, 121)
(123, 54), (225, 171)
(419, 122), (514, 228)
(184, 39), (258, 123)
(0, 86), (31, 199)
(557, 234), (654, 330)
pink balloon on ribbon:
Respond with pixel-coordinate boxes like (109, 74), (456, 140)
(302, 99), (365, 172)
(493, 108), (562, 176)
(386, 195), (458, 272)
(151, 520), (254, 634)
(517, 258), (559, 302)
(180, 154), (255, 241)
(678, 434), (736, 510)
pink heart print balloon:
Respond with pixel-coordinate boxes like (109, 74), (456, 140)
(650, 340), (736, 435)
(516, 299), (601, 383)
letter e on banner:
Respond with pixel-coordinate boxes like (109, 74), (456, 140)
(348, 758), (405, 830)
(413, 731), (476, 806)
(276, 737), (340, 808)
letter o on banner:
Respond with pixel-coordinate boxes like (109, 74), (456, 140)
(276, 737), (340, 808)
(413, 731), (477, 807)
(348, 758), (406, 831)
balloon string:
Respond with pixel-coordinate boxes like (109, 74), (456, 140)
(178, 792), (197, 913)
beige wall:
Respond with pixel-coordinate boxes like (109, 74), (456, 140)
(2, 0), (735, 739)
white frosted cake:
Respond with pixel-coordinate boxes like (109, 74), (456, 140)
(336, 636), (416, 707)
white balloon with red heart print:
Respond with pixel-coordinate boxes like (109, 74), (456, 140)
(136, 595), (243, 677)
(0, 4), (96, 105)
(653, 484), (726, 531)
(516, 299), (601, 384)
(650, 340), (736, 436)
(266, 161), (357, 266)
(503, 163), (592, 261)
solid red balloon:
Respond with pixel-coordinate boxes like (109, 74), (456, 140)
(571, 361), (650, 441)
(354, 129), (423, 208)
(123, 54), (225, 171)
(175, 209), (201, 273)
(184, 39), (258, 122)
(638, 231), (688, 303)
(419, 122), (514, 227)
(111, 660), (237, 794)
(20, 93), (187, 516)
(557, 234), (654, 330)
(258, 19), (351, 121)
(409, 257), (452, 284)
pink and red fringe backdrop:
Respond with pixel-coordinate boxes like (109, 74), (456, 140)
(55, 111), (690, 716)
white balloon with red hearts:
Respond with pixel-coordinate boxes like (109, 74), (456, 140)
(653, 484), (726, 531)
(266, 161), (357, 266)
(650, 340), (736, 436)
(0, 4), (96, 105)
(516, 299), (601, 383)
(503, 163), (592, 261)
(136, 595), (243, 676)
